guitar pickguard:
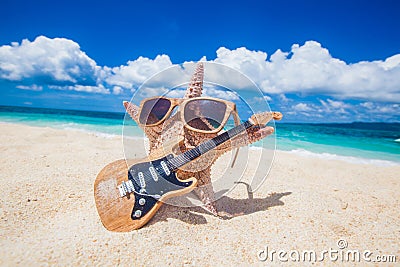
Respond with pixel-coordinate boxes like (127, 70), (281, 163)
(131, 192), (158, 220)
(127, 154), (193, 220)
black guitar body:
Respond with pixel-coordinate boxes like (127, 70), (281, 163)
(127, 155), (193, 220)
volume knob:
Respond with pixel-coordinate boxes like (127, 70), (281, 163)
(139, 198), (146, 206)
(134, 210), (142, 218)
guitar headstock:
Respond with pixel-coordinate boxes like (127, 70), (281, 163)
(249, 111), (283, 125)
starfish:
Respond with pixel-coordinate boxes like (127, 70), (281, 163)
(123, 62), (273, 216)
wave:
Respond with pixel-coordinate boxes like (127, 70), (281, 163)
(62, 127), (121, 139)
(60, 126), (146, 141)
(249, 146), (264, 151)
(285, 149), (399, 166)
(395, 138), (400, 142)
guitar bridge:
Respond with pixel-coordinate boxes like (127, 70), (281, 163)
(118, 180), (135, 197)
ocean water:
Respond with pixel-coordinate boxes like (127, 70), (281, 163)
(276, 123), (400, 165)
(1, 105), (399, 165)
(0, 105), (140, 137)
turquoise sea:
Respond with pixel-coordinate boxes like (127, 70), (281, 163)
(1, 105), (399, 165)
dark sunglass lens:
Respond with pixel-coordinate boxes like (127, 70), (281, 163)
(184, 99), (227, 131)
(139, 98), (171, 125)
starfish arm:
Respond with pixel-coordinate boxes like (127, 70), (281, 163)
(214, 126), (275, 155)
(184, 62), (204, 99)
(123, 101), (140, 124)
(177, 168), (218, 216)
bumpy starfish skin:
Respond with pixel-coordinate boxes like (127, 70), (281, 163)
(124, 62), (271, 216)
(184, 62), (204, 99)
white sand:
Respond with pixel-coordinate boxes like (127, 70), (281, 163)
(0, 123), (399, 266)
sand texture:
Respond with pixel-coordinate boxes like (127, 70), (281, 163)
(0, 123), (399, 266)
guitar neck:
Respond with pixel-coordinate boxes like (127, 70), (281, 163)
(167, 120), (254, 170)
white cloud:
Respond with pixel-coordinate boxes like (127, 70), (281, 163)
(284, 98), (400, 122)
(360, 102), (374, 109)
(249, 95), (272, 106)
(203, 86), (240, 100)
(135, 86), (171, 98)
(356, 102), (400, 121)
(164, 89), (186, 98)
(293, 103), (313, 112)
(263, 95), (272, 101)
(373, 103), (399, 114)
(49, 84), (110, 94)
(106, 55), (174, 90)
(214, 47), (268, 82)
(16, 84), (43, 91)
(279, 94), (290, 103)
(0, 36), (100, 85)
(325, 99), (349, 109)
(211, 41), (400, 103)
(378, 54), (400, 70)
(319, 99), (351, 114)
(1, 36), (400, 106)
(112, 86), (123, 95)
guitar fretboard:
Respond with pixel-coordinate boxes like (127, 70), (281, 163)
(167, 120), (253, 170)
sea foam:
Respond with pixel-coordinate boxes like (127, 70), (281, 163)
(285, 149), (399, 167)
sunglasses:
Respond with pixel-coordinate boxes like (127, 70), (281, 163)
(138, 96), (241, 134)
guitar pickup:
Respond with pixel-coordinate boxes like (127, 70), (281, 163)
(160, 161), (170, 176)
(149, 166), (158, 181)
(118, 180), (134, 197)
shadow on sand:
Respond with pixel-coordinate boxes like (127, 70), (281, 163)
(149, 191), (292, 226)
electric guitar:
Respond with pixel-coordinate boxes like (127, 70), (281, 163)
(94, 111), (282, 231)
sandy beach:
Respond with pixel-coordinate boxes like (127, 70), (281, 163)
(0, 123), (399, 266)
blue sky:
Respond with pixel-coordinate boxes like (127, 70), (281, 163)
(0, 0), (399, 122)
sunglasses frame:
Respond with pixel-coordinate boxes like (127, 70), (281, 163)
(137, 96), (241, 134)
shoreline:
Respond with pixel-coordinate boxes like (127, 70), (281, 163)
(1, 121), (398, 167)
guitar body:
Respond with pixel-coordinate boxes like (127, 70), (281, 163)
(94, 142), (197, 232)
(94, 111), (281, 232)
